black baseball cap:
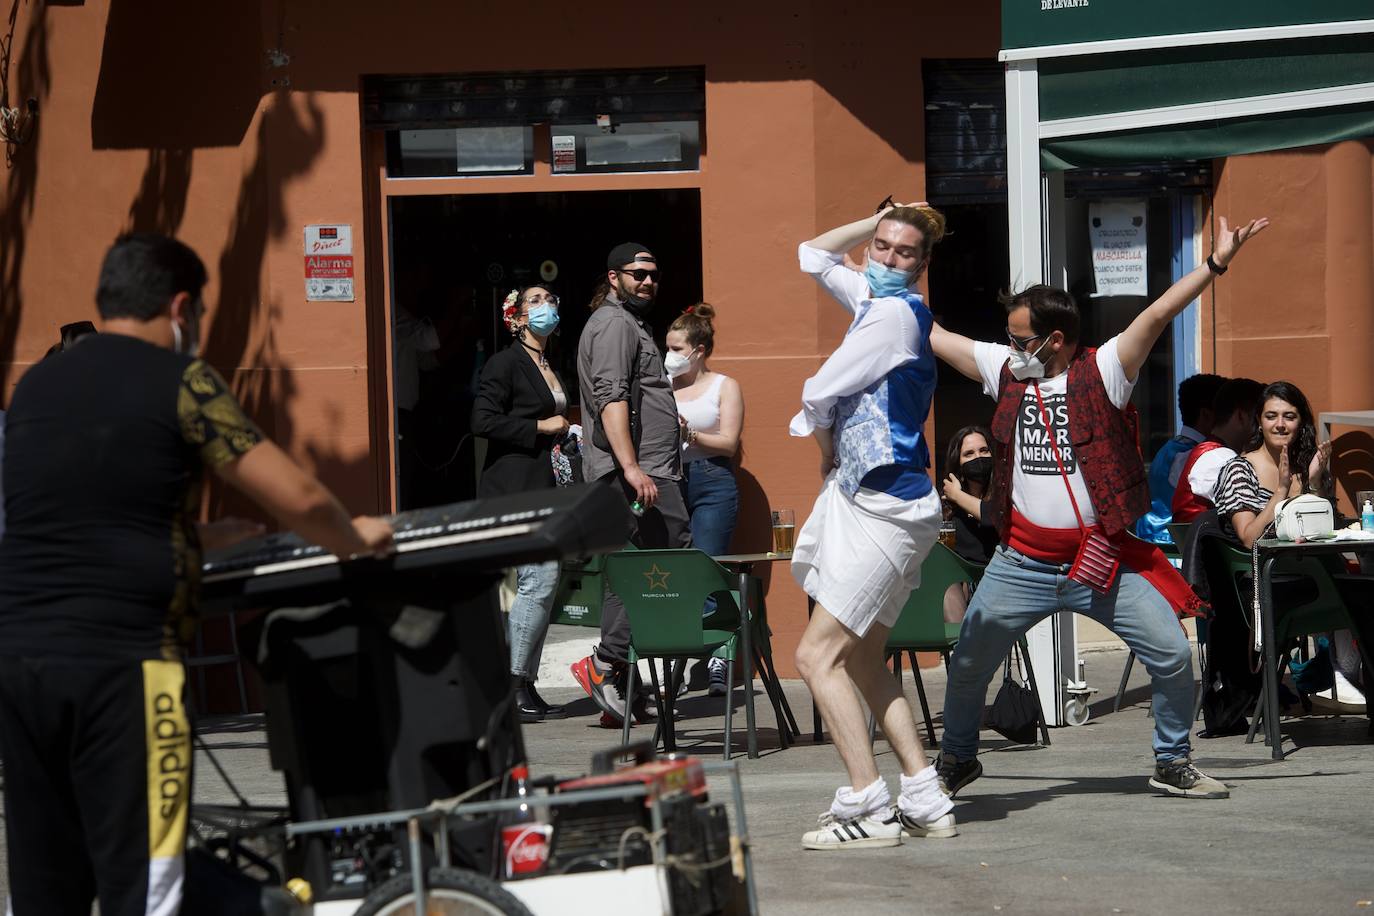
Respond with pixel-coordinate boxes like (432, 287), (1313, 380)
(606, 242), (656, 270)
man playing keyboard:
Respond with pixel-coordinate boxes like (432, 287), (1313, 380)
(0, 233), (393, 916)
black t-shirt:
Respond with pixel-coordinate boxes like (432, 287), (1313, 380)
(0, 334), (262, 660)
(952, 504), (999, 565)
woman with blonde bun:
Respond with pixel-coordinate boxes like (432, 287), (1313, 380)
(667, 302), (744, 695)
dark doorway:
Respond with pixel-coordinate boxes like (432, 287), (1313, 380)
(927, 202), (1010, 482)
(388, 188), (703, 509)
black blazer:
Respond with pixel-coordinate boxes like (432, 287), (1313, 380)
(472, 342), (566, 498)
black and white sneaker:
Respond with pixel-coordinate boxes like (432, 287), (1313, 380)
(707, 657), (729, 697)
(935, 753), (983, 797)
(801, 812), (902, 850)
(1149, 758), (1230, 799)
(885, 808), (959, 839)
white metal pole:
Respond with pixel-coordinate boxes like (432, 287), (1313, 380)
(1005, 58), (1075, 727)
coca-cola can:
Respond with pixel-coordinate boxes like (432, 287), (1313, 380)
(501, 823), (551, 878)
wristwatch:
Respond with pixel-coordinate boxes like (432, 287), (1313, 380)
(1206, 254), (1227, 275)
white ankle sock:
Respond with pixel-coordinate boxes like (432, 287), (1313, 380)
(898, 766), (953, 822)
(829, 777), (890, 820)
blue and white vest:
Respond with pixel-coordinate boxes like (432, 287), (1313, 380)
(833, 293), (937, 498)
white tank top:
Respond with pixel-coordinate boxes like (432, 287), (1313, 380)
(676, 373), (727, 463)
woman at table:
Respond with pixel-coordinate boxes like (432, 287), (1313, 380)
(1213, 380), (1331, 548)
(939, 425), (999, 623)
(668, 303), (744, 696)
(1206, 380), (1345, 732)
(472, 285), (570, 723)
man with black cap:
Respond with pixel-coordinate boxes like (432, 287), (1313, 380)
(570, 242), (689, 725)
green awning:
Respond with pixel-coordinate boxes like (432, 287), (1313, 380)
(1004, 1), (1373, 52)
(1039, 35), (1374, 122)
(1041, 101), (1374, 170)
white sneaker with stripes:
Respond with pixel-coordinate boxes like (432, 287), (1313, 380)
(801, 811), (902, 850)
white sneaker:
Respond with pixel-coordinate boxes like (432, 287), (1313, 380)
(801, 811), (902, 850)
(888, 808), (958, 839)
(1333, 670), (1367, 708)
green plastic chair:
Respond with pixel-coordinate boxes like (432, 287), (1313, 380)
(604, 548), (753, 760)
(553, 542), (637, 628)
(1201, 536), (1357, 747)
(552, 554), (607, 628)
(882, 543), (1050, 748)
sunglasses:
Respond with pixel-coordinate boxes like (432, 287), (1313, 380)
(1006, 329), (1045, 352)
(618, 268), (660, 283)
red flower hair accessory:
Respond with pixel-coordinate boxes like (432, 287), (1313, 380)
(684, 305), (695, 314)
(501, 289), (521, 332)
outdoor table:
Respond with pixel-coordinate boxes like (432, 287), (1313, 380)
(713, 551), (799, 758)
(1253, 535), (1374, 759)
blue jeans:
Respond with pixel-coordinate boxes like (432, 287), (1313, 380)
(682, 456), (739, 556)
(508, 560), (560, 680)
(942, 545), (1195, 762)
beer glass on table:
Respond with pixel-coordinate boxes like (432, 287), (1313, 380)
(771, 509), (796, 556)
(938, 520), (957, 550)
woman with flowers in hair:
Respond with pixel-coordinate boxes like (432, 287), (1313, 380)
(472, 284), (570, 723)
(667, 302), (744, 695)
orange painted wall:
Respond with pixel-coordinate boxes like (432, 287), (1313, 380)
(5, 3), (1372, 686)
(0, 0), (1002, 680)
(1209, 141), (1374, 514)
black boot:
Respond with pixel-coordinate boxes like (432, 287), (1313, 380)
(515, 679), (544, 724)
(525, 680), (567, 720)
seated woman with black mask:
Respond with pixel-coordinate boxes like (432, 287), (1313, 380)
(939, 425), (999, 622)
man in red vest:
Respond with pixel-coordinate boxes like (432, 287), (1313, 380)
(1171, 377), (1265, 523)
(929, 215), (1268, 801)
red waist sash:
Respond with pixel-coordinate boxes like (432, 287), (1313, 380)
(1007, 510), (1204, 619)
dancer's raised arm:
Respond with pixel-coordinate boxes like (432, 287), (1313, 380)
(1116, 216), (1268, 381)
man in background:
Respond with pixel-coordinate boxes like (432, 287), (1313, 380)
(1136, 373), (1227, 543)
(570, 242), (687, 726)
(1171, 377), (1264, 522)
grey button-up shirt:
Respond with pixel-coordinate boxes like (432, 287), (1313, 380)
(576, 295), (682, 482)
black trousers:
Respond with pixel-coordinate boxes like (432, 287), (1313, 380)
(0, 656), (191, 916)
(596, 471), (692, 665)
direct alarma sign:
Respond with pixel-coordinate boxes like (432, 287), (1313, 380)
(304, 225), (354, 301)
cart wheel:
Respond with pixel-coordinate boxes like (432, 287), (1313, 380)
(1064, 696), (1090, 727)
(354, 867), (535, 916)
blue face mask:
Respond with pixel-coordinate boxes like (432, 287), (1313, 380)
(864, 258), (916, 299)
(526, 303), (560, 336)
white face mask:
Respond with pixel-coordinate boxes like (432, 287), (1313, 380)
(171, 320), (200, 359)
(1008, 337), (1052, 381)
(664, 351), (693, 379)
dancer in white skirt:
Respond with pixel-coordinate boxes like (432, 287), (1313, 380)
(791, 202), (955, 850)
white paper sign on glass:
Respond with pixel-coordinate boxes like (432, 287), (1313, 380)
(1088, 200), (1147, 298)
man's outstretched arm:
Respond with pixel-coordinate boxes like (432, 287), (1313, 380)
(1116, 216), (1268, 381)
(930, 321), (981, 382)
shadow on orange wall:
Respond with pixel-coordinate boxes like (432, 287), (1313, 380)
(0, 2), (50, 394)
(1332, 430), (1374, 518)
(90, 0), (261, 150)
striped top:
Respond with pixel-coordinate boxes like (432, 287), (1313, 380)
(1213, 455), (1272, 539)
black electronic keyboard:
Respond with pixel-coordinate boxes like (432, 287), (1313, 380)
(198, 483), (632, 613)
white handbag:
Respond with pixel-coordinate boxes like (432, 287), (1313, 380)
(1273, 493), (1334, 541)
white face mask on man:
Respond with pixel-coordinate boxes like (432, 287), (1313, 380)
(1008, 337), (1052, 381)
(171, 320), (200, 359)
